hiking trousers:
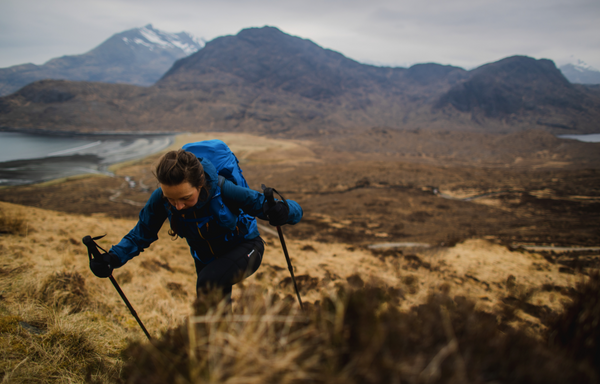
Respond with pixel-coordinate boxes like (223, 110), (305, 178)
(193, 236), (264, 299)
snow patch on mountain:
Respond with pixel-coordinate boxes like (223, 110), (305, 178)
(121, 24), (205, 55)
(559, 59), (600, 84)
(570, 59), (599, 72)
(171, 38), (203, 55)
(139, 26), (172, 47)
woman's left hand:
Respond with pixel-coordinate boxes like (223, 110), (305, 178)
(263, 201), (289, 226)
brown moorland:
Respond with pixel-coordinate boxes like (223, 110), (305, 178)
(1, 131), (599, 382)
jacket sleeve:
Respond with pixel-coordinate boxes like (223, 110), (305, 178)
(109, 188), (169, 266)
(220, 180), (303, 225)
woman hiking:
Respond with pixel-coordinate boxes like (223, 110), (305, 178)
(89, 143), (303, 304)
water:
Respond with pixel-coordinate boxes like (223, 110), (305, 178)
(557, 133), (600, 143)
(0, 131), (173, 186)
(0, 132), (101, 162)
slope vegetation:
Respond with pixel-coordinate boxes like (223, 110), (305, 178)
(1, 195), (599, 382)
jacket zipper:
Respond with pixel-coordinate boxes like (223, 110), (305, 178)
(193, 212), (214, 255)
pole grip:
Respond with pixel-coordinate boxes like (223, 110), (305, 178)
(262, 185), (276, 208)
(82, 235), (103, 261)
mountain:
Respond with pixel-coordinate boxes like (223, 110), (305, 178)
(560, 61), (600, 84)
(158, 27), (469, 103)
(159, 27), (466, 97)
(0, 24), (204, 96)
(438, 56), (572, 117)
(1, 27), (599, 136)
(152, 26), (469, 132)
(436, 56), (600, 132)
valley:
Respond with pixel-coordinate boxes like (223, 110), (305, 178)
(1, 131), (599, 382)
(2, 130), (598, 250)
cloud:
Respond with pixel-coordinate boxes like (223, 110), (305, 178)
(0, 0), (599, 69)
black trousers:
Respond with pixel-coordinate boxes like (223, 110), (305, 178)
(193, 236), (264, 298)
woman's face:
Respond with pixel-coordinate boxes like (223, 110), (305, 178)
(160, 182), (201, 210)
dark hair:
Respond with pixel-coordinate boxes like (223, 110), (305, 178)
(153, 149), (208, 238)
(154, 149), (205, 188)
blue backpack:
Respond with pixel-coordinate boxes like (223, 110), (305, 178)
(182, 140), (249, 189)
(182, 140), (253, 231)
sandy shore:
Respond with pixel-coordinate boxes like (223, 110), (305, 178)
(0, 134), (174, 186)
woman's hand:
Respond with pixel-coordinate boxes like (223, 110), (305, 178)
(90, 252), (121, 278)
(263, 200), (289, 226)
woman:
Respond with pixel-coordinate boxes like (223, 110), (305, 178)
(89, 148), (303, 301)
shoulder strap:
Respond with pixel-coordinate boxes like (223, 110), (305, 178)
(217, 175), (226, 188)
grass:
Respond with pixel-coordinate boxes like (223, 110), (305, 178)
(0, 207), (27, 235)
(119, 282), (600, 384)
(1, 199), (598, 383)
(0, 201), (195, 383)
(0, 304), (121, 383)
(35, 173), (109, 188)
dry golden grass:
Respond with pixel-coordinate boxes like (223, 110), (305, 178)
(0, 201), (197, 383)
(0, 207), (27, 235)
(119, 280), (600, 384)
(1, 198), (598, 383)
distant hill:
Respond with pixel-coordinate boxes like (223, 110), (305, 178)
(0, 24), (204, 96)
(1, 26), (599, 136)
(435, 56), (600, 131)
(560, 63), (600, 84)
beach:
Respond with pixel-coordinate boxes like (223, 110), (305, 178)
(0, 131), (174, 186)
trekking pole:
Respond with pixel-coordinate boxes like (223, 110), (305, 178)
(82, 235), (152, 341)
(262, 185), (304, 311)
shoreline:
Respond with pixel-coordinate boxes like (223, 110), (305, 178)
(0, 125), (180, 139)
(0, 133), (176, 187)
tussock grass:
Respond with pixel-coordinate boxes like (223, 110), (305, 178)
(548, 272), (600, 371)
(0, 304), (121, 383)
(0, 201), (194, 383)
(119, 283), (598, 384)
(38, 271), (89, 314)
(0, 207), (27, 235)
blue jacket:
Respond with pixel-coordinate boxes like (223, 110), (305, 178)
(110, 158), (302, 265)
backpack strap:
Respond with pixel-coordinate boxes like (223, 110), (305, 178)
(217, 175), (226, 188)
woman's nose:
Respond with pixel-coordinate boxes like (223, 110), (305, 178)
(176, 201), (185, 210)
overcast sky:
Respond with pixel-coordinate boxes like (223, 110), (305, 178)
(1, 0), (599, 70)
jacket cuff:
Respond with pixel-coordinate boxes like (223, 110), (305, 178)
(108, 252), (124, 268)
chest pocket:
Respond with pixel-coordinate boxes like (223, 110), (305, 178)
(182, 211), (241, 252)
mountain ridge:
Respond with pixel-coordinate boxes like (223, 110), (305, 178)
(1, 26), (599, 136)
(0, 24), (204, 96)
(158, 26), (468, 100)
(436, 56), (587, 117)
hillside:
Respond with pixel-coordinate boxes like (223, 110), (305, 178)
(0, 25), (204, 97)
(1, 27), (599, 135)
(436, 56), (600, 131)
(1, 132), (599, 382)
